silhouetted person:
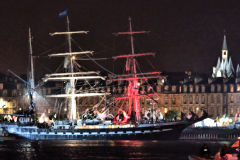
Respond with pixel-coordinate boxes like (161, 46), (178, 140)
(220, 144), (228, 158)
(199, 143), (210, 158)
(190, 111), (197, 120)
(181, 112), (185, 120)
(202, 110), (208, 118)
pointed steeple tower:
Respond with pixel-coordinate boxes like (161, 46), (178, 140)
(216, 57), (221, 70)
(228, 57), (234, 72)
(222, 33), (228, 60)
(227, 57), (234, 77)
(236, 64), (240, 77)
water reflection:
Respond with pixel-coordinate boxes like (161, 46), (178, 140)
(0, 140), (225, 160)
(115, 140), (144, 147)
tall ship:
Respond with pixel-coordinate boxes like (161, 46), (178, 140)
(3, 15), (207, 140)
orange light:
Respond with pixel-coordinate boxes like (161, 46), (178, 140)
(164, 108), (168, 113)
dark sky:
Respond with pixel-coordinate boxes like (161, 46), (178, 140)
(1, 0), (240, 78)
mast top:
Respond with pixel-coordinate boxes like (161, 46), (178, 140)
(113, 17), (150, 36)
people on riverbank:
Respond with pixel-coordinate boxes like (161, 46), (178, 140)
(220, 144), (228, 158)
(199, 143), (211, 158)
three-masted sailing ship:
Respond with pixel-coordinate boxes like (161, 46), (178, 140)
(4, 16), (207, 140)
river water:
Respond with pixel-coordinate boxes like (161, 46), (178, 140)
(0, 139), (232, 160)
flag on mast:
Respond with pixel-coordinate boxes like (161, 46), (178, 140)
(58, 9), (68, 18)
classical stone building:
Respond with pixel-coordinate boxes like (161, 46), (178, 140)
(2, 72), (240, 120)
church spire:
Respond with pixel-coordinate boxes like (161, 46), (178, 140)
(222, 34), (228, 50)
(222, 33), (228, 60)
(236, 64), (240, 78)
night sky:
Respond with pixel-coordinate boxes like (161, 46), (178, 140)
(1, 0), (240, 78)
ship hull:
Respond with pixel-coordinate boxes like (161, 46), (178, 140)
(4, 121), (196, 140)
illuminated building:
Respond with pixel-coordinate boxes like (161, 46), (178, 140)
(2, 34), (240, 120)
(212, 34), (235, 78)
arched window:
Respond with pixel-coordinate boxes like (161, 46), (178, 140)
(190, 85), (193, 93)
(195, 95), (199, 104)
(230, 95), (234, 103)
(201, 95), (205, 104)
(172, 96), (176, 105)
(189, 95), (193, 104)
(183, 95), (187, 104)
(164, 96), (168, 105)
(211, 95), (214, 103)
(217, 95), (220, 103)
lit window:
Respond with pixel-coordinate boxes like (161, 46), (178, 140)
(230, 95), (234, 103)
(230, 85), (234, 93)
(183, 95), (187, 104)
(172, 96), (176, 105)
(189, 95), (193, 104)
(237, 85), (240, 92)
(172, 86), (176, 92)
(201, 85), (205, 93)
(164, 85), (169, 91)
(164, 96), (168, 105)
(195, 85), (199, 93)
(184, 85), (187, 93)
(179, 86), (182, 93)
(164, 108), (168, 113)
(190, 85), (193, 93)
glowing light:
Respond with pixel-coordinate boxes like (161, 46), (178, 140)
(0, 99), (6, 108)
(164, 108), (168, 113)
(72, 56), (76, 60)
(39, 113), (49, 123)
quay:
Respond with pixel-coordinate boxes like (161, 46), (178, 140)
(180, 127), (240, 141)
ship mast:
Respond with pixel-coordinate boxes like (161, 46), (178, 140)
(66, 16), (76, 122)
(8, 28), (36, 115)
(28, 28), (35, 113)
(46, 16), (109, 122)
(29, 28), (35, 90)
(113, 17), (161, 121)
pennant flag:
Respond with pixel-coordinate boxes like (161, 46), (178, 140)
(58, 9), (68, 18)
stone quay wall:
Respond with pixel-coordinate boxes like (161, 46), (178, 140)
(180, 127), (240, 141)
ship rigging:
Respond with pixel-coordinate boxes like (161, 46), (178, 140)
(44, 15), (109, 122)
(112, 17), (161, 122)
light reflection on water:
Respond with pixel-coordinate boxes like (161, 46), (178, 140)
(0, 140), (227, 160)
